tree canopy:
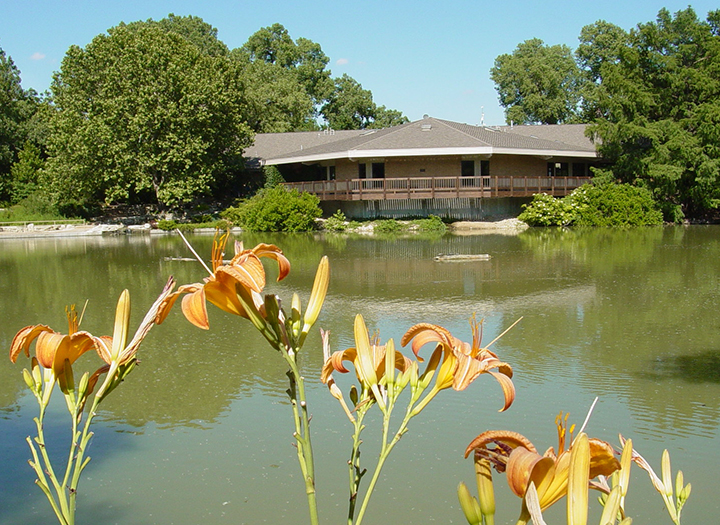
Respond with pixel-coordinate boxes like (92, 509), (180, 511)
(492, 7), (720, 219)
(46, 20), (253, 207)
(490, 38), (582, 125)
(0, 45), (39, 202)
(586, 7), (720, 219)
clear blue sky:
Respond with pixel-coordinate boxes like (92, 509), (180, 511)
(2, 0), (718, 126)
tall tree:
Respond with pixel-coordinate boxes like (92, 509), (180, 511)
(46, 22), (252, 207)
(491, 38), (582, 124)
(575, 21), (630, 120)
(587, 7), (720, 219)
(239, 23), (334, 110)
(0, 46), (38, 202)
(321, 74), (408, 130)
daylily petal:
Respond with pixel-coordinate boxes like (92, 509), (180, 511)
(9, 325), (53, 363)
(465, 430), (538, 458)
(588, 438), (621, 479)
(53, 331), (97, 376)
(35, 331), (67, 369)
(251, 243), (291, 281)
(205, 277), (248, 318)
(321, 347), (358, 382)
(94, 335), (114, 364)
(506, 447), (555, 499)
(487, 370), (516, 412)
(401, 323), (454, 361)
(220, 253), (266, 293)
(181, 287), (210, 330)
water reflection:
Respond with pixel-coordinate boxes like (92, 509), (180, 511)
(1, 228), (720, 523)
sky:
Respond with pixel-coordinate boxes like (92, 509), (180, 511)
(2, 0), (718, 126)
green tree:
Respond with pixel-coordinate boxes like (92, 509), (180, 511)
(575, 21), (630, 121)
(321, 74), (408, 130)
(491, 38), (582, 124)
(232, 49), (315, 133)
(239, 23), (334, 111)
(9, 141), (43, 203)
(46, 22), (253, 207)
(587, 7), (720, 219)
(0, 45), (39, 202)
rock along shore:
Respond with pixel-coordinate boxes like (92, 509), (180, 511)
(0, 218), (528, 239)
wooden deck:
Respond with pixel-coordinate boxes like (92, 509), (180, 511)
(283, 175), (591, 201)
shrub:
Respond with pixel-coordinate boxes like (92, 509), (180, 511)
(518, 193), (576, 226)
(412, 215), (447, 233)
(568, 183), (663, 226)
(221, 185), (322, 232)
(324, 210), (349, 232)
(263, 165), (285, 189)
(373, 219), (405, 234)
(518, 184), (664, 227)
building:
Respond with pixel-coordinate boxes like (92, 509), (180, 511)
(243, 116), (599, 220)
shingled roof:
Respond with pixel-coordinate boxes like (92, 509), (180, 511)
(244, 117), (598, 167)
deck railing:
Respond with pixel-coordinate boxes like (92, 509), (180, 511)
(282, 175), (592, 201)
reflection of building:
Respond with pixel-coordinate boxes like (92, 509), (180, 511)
(244, 116), (599, 219)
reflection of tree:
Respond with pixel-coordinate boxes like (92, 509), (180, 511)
(3, 228), (720, 439)
(511, 226), (720, 437)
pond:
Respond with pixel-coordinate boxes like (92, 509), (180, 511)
(1, 226), (719, 524)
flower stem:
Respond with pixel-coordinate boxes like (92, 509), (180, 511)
(284, 352), (319, 525)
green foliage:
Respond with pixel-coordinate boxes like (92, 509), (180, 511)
(411, 215), (447, 233)
(321, 74), (409, 130)
(584, 7), (720, 218)
(0, 195), (67, 222)
(0, 46), (40, 202)
(490, 38), (581, 124)
(9, 142), (44, 204)
(155, 218), (231, 231)
(519, 184), (663, 227)
(221, 185), (321, 232)
(263, 165), (285, 188)
(518, 193), (577, 226)
(373, 219), (406, 234)
(323, 209), (349, 232)
(45, 19), (253, 208)
(568, 183), (663, 226)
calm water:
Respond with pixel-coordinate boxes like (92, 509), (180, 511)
(1, 227), (719, 524)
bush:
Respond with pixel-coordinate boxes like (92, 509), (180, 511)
(568, 183), (663, 226)
(221, 186), (322, 232)
(518, 184), (664, 227)
(518, 193), (576, 226)
(323, 210), (349, 232)
(411, 215), (447, 233)
(373, 219), (405, 234)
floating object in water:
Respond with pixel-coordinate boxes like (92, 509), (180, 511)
(434, 253), (492, 262)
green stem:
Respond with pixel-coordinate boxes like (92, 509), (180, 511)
(347, 403), (370, 525)
(284, 352), (319, 525)
(354, 402), (412, 525)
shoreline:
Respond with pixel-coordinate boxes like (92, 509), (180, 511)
(0, 218), (529, 239)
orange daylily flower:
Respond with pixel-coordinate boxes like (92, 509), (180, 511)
(10, 278), (176, 392)
(321, 314), (413, 394)
(156, 232), (290, 330)
(400, 318), (515, 411)
(465, 413), (621, 517)
(10, 305), (97, 388)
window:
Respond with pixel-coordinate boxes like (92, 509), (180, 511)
(327, 165), (336, 181)
(547, 162), (569, 177)
(461, 160), (474, 177)
(480, 160), (490, 176)
(372, 162), (385, 179)
(572, 163), (586, 177)
(358, 163), (366, 179)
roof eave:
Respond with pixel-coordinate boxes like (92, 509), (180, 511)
(264, 146), (598, 165)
